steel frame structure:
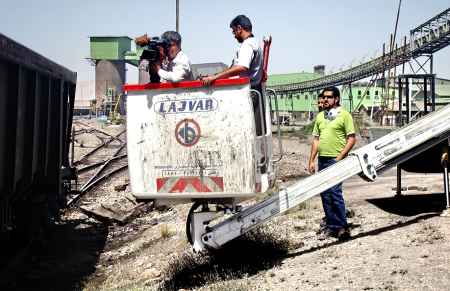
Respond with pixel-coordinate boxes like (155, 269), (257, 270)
(398, 74), (436, 126)
(269, 8), (450, 94)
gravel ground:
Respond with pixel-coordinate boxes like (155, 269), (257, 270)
(3, 119), (450, 291)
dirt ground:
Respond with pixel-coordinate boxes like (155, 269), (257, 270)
(3, 120), (450, 291)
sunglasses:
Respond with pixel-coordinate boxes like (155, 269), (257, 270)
(231, 26), (242, 34)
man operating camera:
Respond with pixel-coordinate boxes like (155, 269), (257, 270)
(136, 31), (193, 83)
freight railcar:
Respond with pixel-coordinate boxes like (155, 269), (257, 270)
(0, 33), (76, 246)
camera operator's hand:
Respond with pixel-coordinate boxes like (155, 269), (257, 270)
(158, 46), (166, 62)
(135, 34), (150, 46)
(149, 62), (161, 74)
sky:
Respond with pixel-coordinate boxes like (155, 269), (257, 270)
(1, 0), (449, 84)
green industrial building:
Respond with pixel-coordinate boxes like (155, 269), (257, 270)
(267, 69), (450, 124)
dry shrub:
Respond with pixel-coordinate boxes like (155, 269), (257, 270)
(255, 185), (279, 202)
(158, 227), (290, 291)
(206, 280), (252, 291)
(159, 224), (174, 239)
(285, 201), (311, 217)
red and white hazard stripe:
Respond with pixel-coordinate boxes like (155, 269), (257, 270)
(156, 176), (224, 193)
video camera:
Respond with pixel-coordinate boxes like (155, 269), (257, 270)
(140, 37), (170, 63)
(135, 36), (170, 83)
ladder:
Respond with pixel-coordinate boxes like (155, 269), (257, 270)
(192, 104), (450, 251)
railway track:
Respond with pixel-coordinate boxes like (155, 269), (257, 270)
(67, 121), (129, 206)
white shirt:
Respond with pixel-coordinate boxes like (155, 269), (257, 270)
(158, 50), (193, 83)
(232, 36), (263, 87)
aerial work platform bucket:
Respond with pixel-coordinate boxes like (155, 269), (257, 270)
(124, 77), (265, 204)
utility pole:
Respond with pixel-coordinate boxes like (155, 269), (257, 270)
(176, 0), (179, 32)
(383, 0), (402, 124)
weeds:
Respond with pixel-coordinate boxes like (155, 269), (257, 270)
(206, 280), (252, 291)
(158, 227), (290, 291)
(255, 185), (279, 202)
(160, 224), (174, 239)
(285, 201), (311, 217)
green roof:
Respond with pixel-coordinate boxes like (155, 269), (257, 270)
(267, 72), (322, 87)
(90, 36), (132, 60)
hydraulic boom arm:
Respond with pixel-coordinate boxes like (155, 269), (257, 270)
(195, 104), (450, 251)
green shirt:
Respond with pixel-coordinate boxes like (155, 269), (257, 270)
(312, 107), (355, 157)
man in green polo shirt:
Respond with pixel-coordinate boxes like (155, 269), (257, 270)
(308, 86), (356, 240)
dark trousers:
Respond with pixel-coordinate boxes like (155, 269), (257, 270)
(318, 157), (348, 231)
(251, 84), (266, 136)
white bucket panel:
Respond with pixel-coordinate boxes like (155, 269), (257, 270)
(126, 80), (257, 199)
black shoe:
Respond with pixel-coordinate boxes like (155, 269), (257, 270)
(336, 227), (351, 241)
(346, 208), (355, 218)
(317, 228), (335, 241)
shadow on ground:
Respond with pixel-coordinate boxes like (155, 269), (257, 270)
(0, 219), (108, 291)
(366, 193), (446, 216)
(285, 193), (446, 260)
(285, 212), (439, 260)
(159, 227), (290, 291)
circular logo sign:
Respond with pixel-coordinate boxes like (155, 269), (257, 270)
(175, 118), (201, 147)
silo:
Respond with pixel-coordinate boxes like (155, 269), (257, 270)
(95, 60), (126, 110)
(89, 36), (133, 113)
